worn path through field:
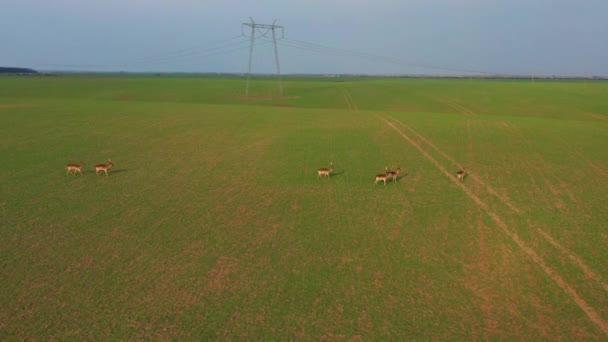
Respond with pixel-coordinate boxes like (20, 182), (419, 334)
(380, 114), (608, 336)
(394, 99), (608, 292)
(382, 114), (607, 287)
(338, 86), (608, 335)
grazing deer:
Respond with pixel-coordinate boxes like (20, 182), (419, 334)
(66, 162), (85, 176)
(386, 166), (401, 183)
(317, 162), (334, 179)
(374, 171), (389, 186)
(457, 167), (466, 182)
(95, 159), (114, 176)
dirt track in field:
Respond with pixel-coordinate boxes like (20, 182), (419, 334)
(342, 90), (358, 112)
(385, 110), (607, 291)
(338, 87), (607, 336)
(380, 114), (608, 337)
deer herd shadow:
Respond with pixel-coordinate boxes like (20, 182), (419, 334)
(71, 169), (129, 176)
(329, 170), (345, 177)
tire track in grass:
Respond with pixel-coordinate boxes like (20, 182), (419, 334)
(342, 90), (358, 112)
(536, 227), (608, 292)
(496, 122), (608, 293)
(419, 98), (519, 212)
(347, 90), (358, 112)
(340, 88), (393, 337)
(387, 115), (608, 294)
(342, 89), (388, 253)
(386, 116), (522, 215)
(381, 116), (608, 336)
(430, 96), (475, 116)
(395, 114), (605, 292)
(343, 94), (354, 112)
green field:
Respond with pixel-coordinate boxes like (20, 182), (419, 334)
(1, 76), (607, 339)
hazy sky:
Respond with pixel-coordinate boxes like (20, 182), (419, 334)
(1, 0), (607, 76)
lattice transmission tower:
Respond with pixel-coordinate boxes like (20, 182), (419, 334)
(242, 18), (284, 96)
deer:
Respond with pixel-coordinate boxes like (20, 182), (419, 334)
(66, 162), (85, 176)
(95, 159), (114, 176)
(457, 167), (466, 182)
(317, 162), (334, 179)
(386, 166), (401, 183)
(374, 170), (390, 186)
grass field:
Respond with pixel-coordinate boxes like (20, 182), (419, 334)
(1, 75), (607, 339)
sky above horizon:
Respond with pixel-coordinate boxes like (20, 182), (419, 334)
(1, 0), (607, 76)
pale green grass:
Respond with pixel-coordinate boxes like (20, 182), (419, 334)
(1, 76), (607, 339)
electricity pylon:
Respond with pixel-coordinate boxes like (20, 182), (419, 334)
(242, 18), (284, 96)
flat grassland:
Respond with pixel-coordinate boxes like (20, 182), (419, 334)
(1, 76), (607, 339)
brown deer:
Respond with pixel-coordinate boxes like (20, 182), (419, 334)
(457, 167), (466, 182)
(386, 166), (401, 183)
(317, 162), (334, 179)
(66, 162), (85, 176)
(374, 170), (390, 186)
(95, 159), (114, 176)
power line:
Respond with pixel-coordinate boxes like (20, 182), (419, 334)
(34, 35), (253, 70)
(122, 35), (246, 64)
(121, 39), (251, 67)
(242, 18), (284, 96)
(277, 37), (509, 76)
(27, 26), (518, 76)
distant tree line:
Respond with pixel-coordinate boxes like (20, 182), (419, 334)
(0, 67), (38, 74)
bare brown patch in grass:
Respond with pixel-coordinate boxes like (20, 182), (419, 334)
(205, 256), (241, 294)
(584, 112), (608, 122)
(320, 332), (347, 341)
(357, 310), (373, 334)
(291, 199), (301, 211)
(373, 271), (384, 289)
(65, 255), (94, 273)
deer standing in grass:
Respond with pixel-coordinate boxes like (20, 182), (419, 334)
(95, 159), (113, 176)
(374, 168), (390, 186)
(317, 162), (334, 179)
(66, 162), (85, 176)
(457, 167), (466, 182)
(386, 166), (401, 183)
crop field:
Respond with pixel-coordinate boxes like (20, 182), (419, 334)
(1, 75), (607, 339)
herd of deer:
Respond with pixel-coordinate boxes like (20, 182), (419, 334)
(67, 159), (466, 182)
(317, 162), (466, 185)
(65, 159), (113, 176)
